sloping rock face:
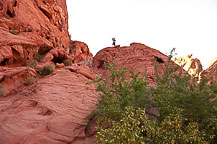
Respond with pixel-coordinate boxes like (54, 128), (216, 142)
(173, 54), (203, 78)
(0, 66), (37, 96)
(93, 43), (179, 86)
(201, 58), (217, 84)
(0, 65), (98, 144)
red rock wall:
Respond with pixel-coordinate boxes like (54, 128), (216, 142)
(0, 0), (69, 67)
(201, 58), (217, 84)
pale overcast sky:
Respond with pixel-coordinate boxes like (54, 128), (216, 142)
(66, 0), (217, 69)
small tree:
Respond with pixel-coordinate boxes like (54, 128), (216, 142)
(90, 52), (217, 143)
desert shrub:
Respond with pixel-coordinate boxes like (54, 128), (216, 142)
(10, 29), (19, 35)
(24, 77), (35, 86)
(90, 56), (217, 143)
(63, 58), (72, 66)
(0, 84), (5, 97)
(96, 107), (208, 144)
(26, 60), (38, 68)
(39, 64), (55, 76)
(34, 52), (43, 62)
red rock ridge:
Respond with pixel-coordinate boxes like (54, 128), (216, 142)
(200, 57), (217, 84)
(93, 43), (182, 86)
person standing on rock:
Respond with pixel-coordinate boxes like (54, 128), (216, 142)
(112, 38), (116, 47)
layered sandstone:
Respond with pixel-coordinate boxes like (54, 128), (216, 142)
(200, 58), (217, 84)
(0, 0), (92, 67)
(0, 65), (98, 144)
(93, 43), (181, 86)
(0, 0), (69, 67)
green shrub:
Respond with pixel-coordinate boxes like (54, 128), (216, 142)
(10, 29), (19, 35)
(24, 77), (35, 86)
(34, 52), (43, 62)
(0, 84), (5, 97)
(40, 64), (55, 76)
(96, 107), (208, 144)
(26, 60), (38, 68)
(90, 57), (217, 143)
(63, 59), (72, 66)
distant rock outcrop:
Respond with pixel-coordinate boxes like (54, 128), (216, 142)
(200, 58), (217, 84)
(173, 54), (203, 78)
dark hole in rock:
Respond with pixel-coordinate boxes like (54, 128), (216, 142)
(43, 109), (52, 116)
(0, 2), (3, 11)
(7, 9), (15, 18)
(14, 1), (17, 7)
(45, 36), (50, 40)
(39, 7), (52, 20)
(97, 61), (105, 69)
(0, 58), (9, 66)
(155, 57), (164, 64)
(53, 57), (64, 64)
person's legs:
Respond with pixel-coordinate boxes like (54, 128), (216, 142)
(113, 42), (115, 47)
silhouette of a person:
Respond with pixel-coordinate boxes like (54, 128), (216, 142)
(112, 38), (116, 47)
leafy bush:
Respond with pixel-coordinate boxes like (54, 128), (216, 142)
(39, 64), (55, 76)
(26, 60), (38, 68)
(63, 58), (72, 66)
(24, 77), (35, 86)
(34, 52), (43, 62)
(0, 84), (5, 97)
(90, 58), (217, 143)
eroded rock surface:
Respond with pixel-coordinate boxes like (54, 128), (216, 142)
(93, 43), (179, 86)
(201, 58), (217, 84)
(0, 66), (37, 96)
(173, 54), (203, 78)
(0, 66), (98, 144)
(0, 0), (69, 67)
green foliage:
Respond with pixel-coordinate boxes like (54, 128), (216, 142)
(0, 84), (5, 97)
(96, 107), (208, 144)
(34, 52), (43, 62)
(26, 60), (38, 69)
(39, 64), (55, 76)
(24, 77), (35, 86)
(10, 29), (19, 35)
(63, 58), (72, 66)
(90, 59), (217, 143)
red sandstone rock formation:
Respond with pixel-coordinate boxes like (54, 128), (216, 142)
(0, 66), (37, 96)
(0, 0), (92, 67)
(200, 57), (217, 84)
(0, 0), (70, 67)
(69, 41), (93, 64)
(173, 54), (203, 78)
(93, 43), (180, 86)
(0, 65), (97, 144)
